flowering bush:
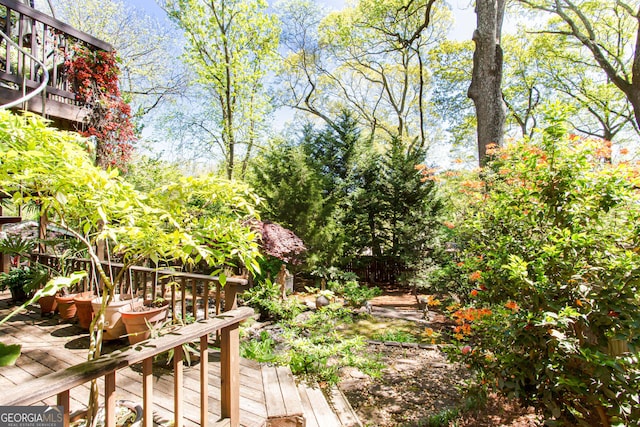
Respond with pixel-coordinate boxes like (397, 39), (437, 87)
(438, 122), (640, 425)
(65, 46), (135, 171)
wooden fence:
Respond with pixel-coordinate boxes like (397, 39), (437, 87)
(343, 256), (412, 284)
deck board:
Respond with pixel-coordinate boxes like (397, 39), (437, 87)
(298, 383), (341, 427)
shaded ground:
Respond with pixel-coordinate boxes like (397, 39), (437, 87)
(339, 285), (541, 427)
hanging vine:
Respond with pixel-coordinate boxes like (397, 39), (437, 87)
(65, 45), (135, 171)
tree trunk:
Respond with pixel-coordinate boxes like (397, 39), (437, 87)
(468, 0), (507, 165)
(632, 11), (640, 128)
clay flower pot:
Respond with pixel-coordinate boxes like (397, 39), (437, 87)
(38, 294), (57, 316)
(74, 292), (95, 330)
(56, 294), (77, 321)
(121, 303), (169, 345)
(91, 295), (143, 341)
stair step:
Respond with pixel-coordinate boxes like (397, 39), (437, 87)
(297, 383), (341, 427)
(329, 385), (362, 427)
(262, 365), (305, 427)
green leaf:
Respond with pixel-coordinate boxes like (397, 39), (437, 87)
(0, 342), (21, 366)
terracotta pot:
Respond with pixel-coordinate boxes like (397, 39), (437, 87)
(91, 295), (143, 341)
(56, 294), (77, 320)
(38, 294), (58, 316)
(74, 292), (95, 330)
(121, 304), (169, 345)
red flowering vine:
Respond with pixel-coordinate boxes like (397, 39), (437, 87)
(65, 46), (135, 171)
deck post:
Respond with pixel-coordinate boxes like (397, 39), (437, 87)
(220, 322), (240, 426)
(173, 344), (184, 427)
(105, 371), (116, 427)
(142, 357), (153, 427)
(57, 390), (70, 427)
(200, 334), (209, 425)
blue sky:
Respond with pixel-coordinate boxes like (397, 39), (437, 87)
(129, 0), (476, 41)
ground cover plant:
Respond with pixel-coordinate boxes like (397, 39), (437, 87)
(436, 114), (640, 426)
(241, 276), (385, 385)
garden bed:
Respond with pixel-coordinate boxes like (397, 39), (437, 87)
(339, 341), (540, 426)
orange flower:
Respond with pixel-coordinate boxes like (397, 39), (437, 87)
(461, 180), (484, 190)
(469, 271), (482, 282)
(486, 143), (500, 156)
(470, 289), (479, 297)
(456, 262), (465, 267)
(505, 301), (519, 312)
(426, 296), (441, 307)
(414, 164), (426, 171)
(620, 148), (629, 155)
(443, 221), (455, 229)
(575, 299), (583, 307)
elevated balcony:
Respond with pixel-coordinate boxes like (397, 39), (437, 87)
(0, 0), (112, 129)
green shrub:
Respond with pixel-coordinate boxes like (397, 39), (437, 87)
(438, 123), (640, 425)
(328, 279), (381, 307)
(241, 279), (305, 322)
(240, 331), (278, 363)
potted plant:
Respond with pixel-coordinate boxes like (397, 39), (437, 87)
(73, 291), (96, 330)
(55, 289), (78, 320)
(0, 265), (47, 303)
(120, 299), (169, 345)
(0, 234), (35, 268)
(91, 294), (143, 340)
(38, 292), (58, 316)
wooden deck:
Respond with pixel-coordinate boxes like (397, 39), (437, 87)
(0, 292), (359, 427)
(0, 292), (265, 426)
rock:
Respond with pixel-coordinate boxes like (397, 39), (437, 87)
(350, 369), (369, 379)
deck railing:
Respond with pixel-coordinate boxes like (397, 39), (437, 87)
(0, 0), (112, 119)
(31, 253), (250, 319)
(0, 306), (254, 427)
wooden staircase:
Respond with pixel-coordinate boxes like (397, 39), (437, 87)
(261, 365), (362, 427)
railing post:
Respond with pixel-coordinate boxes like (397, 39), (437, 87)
(220, 322), (240, 426)
(200, 334), (209, 426)
(142, 357), (153, 427)
(224, 284), (239, 312)
(105, 371), (116, 427)
(173, 345), (183, 427)
(57, 390), (69, 427)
